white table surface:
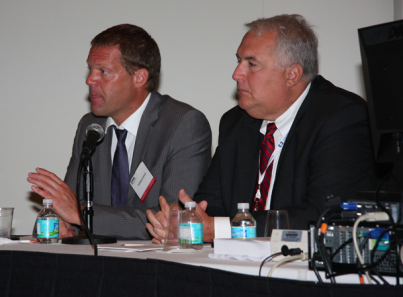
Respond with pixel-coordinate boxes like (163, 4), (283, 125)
(1, 237), (400, 285)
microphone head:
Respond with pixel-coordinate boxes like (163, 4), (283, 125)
(86, 123), (105, 142)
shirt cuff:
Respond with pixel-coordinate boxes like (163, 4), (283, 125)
(214, 217), (231, 239)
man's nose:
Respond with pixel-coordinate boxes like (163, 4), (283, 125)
(86, 70), (98, 86)
(232, 63), (244, 82)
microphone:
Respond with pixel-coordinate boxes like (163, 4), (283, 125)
(80, 123), (105, 159)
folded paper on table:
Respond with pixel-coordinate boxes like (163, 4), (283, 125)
(213, 237), (272, 261)
(208, 253), (270, 262)
(98, 244), (163, 252)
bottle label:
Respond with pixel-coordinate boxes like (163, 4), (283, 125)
(37, 219), (59, 238)
(190, 223), (203, 244)
(231, 226), (256, 239)
(179, 223), (191, 244)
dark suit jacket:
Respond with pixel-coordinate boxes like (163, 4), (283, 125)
(194, 76), (376, 232)
(64, 91), (212, 239)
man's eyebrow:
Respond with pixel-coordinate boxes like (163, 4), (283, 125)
(245, 56), (258, 62)
(235, 53), (258, 62)
(87, 62), (109, 67)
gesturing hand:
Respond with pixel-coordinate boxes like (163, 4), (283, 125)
(28, 168), (81, 226)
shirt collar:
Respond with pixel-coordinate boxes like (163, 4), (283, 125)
(105, 92), (151, 136)
(260, 82), (311, 136)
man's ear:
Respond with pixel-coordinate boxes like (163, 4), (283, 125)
(285, 64), (303, 88)
(133, 68), (149, 88)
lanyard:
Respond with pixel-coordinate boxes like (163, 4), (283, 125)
(254, 133), (288, 209)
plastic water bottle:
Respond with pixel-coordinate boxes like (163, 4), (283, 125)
(185, 201), (203, 250)
(231, 203), (256, 239)
(36, 199), (59, 244)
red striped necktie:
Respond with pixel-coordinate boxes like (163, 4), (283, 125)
(253, 123), (277, 211)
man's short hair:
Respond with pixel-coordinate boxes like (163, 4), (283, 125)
(246, 14), (318, 82)
(91, 24), (161, 91)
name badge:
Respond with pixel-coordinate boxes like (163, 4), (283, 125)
(130, 161), (156, 202)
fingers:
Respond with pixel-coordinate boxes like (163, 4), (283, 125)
(35, 168), (64, 185)
(146, 209), (163, 228)
(145, 222), (165, 242)
(58, 219), (76, 239)
(178, 189), (207, 216)
(27, 168), (81, 225)
(199, 200), (208, 212)
(147, 196), (184, 243)
(178, 189), (193, 204)
(145, 222), (158, 239)
(27, 169), (67, 198)
(151, 238), (163, 245)
(146, 210), (166, 241)
(30, 185), (53, 200)
(155, 211), (168, 228)
(170, 204), (181, 210)
(159, 196), (170, 214)
(176, 189), (214, 242)
(159, 196), (181, 213)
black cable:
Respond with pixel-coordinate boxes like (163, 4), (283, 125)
(368, 271), (381, 285)
(374, 152), (403, 284)
(356, 232), (372, 282)
(359, 232), (371, 252)
(331, 238), (353, 260)
(397, 191), (403, 226)
(395, 192), (403, 284)
(374, 172), (394, 225)
(385, 252), (398, 268)
(316, 211), (340, 283)
(370, 227), (393, 267)
(370, 267), (389, 285)
(313, 209), (330, 283)
(259, 252), (282, 277)
(311, 252), (323, 283)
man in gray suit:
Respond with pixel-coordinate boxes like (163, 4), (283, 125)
(28, 24), (211, 239)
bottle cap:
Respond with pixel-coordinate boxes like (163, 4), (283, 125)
(185, 201), (196, 208)
(237, 203), (249, 209)
(43, 199), (53, 205)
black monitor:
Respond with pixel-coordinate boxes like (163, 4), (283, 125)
(358, 20), (403, 163)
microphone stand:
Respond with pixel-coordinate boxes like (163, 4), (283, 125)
(84, 157), (94, 231)
(62, 153), (116, 249)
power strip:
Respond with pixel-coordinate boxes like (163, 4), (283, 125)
(270, 229), (308, 261)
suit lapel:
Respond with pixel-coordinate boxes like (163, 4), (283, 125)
(276, 77), (321, 171)
(94, 119), (112, 205)
(127, 91), (161, 205)
(271, 77), (322, 208)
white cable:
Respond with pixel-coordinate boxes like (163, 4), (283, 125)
(352, 212), (389, 285)
(268, 253), (309, 277)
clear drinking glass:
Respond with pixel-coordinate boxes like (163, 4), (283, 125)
(264, 210), (289, 237)
(0, 208), (14, 238)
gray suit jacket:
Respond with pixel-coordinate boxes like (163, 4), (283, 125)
(64, 91), (212, 239)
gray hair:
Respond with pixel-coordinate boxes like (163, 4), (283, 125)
(246, 14), (318, 82)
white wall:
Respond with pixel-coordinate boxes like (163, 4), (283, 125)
(0, 0), (393, 235)
(395, 0), (403, 19)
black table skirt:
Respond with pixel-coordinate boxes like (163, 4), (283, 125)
(1, 251), (402, 297)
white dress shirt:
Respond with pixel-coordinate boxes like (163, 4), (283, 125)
(214, 83), (311, 238)
(105, 93), (151, 171)
(260, 83), (311, 209)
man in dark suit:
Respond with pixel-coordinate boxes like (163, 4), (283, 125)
(147, 14), (376, 242)
(28, 24), (211, 239)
